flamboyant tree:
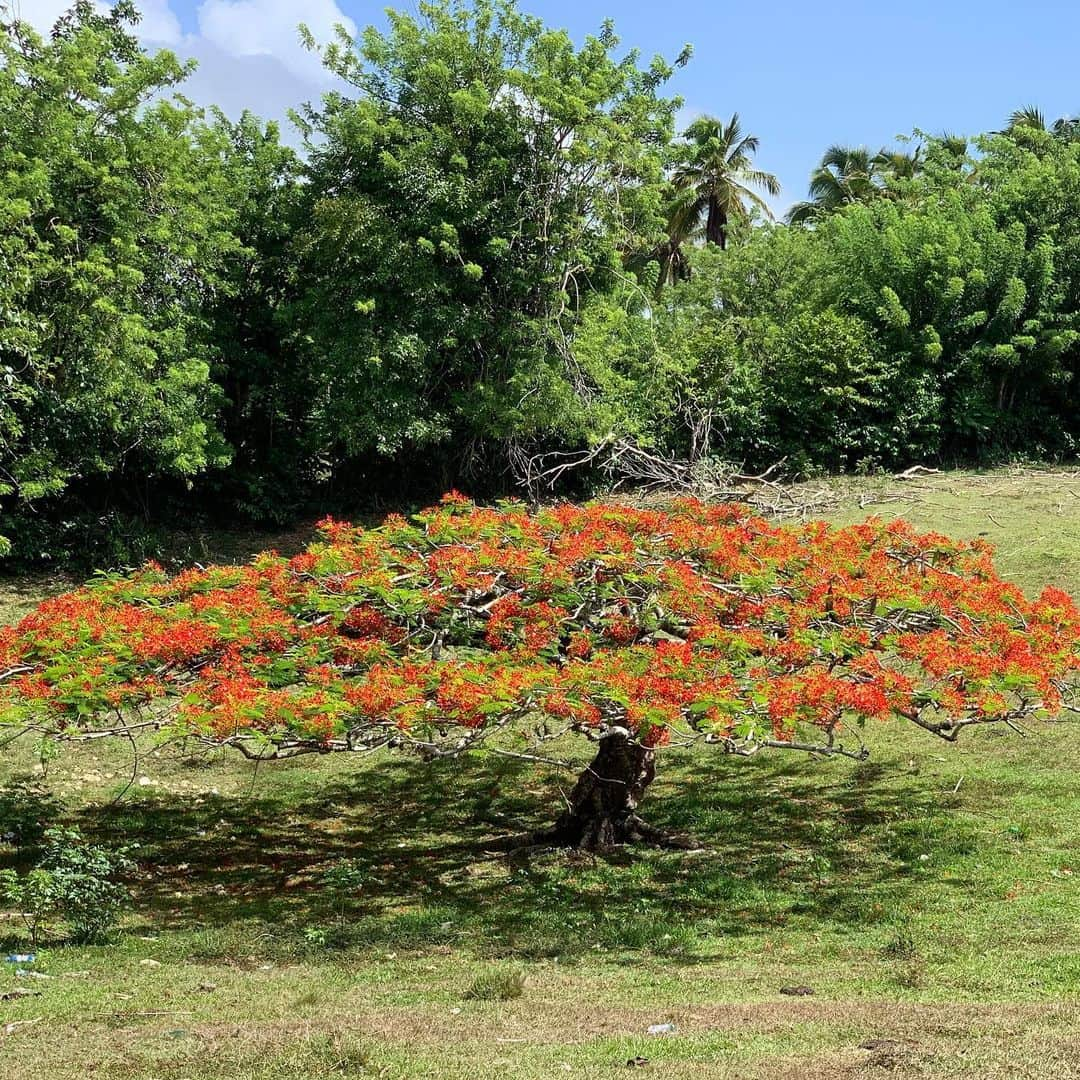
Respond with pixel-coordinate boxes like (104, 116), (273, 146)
(1, 495), (1077, 850)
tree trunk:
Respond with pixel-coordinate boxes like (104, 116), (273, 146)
(705, 199), (728, 250)
(655, 244), (672, 296)
(534, 730), (695, 851)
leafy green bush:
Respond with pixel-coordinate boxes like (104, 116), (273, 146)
(0, 826), (133, 945)
(0, 867), (58, 946)
(321, 857), (366, 923)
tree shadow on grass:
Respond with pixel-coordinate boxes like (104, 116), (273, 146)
(63, 746), (980, 961)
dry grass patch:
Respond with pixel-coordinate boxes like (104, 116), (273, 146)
(1, 999), (1075, 1079)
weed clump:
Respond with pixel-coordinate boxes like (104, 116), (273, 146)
(463, 966), (526, 1001)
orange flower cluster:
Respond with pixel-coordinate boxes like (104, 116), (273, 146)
(0, 494), (1076, 756)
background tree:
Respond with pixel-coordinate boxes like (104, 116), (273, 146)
(0, 2), (238, 560)
(639, 127), (1080, 471)
(198, 112), (304, 524)
(282, 0), (690, 494)
(786, 145), (883, 223)
(1001, 104), (1080, 152)
(7, 2), (1080, 567)
(1006, 105), (1048, 133)
(874, 145), (924, 182)
(666, 113), (779, 252)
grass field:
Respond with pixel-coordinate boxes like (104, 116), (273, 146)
(0, 469), (1077, 1078)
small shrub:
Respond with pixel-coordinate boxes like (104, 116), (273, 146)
(41, 827), (133, 943)
(598, 916), (697, 957)
(0, 827), (133, 945)
(463, 965), (526, 1001)
(0, 866), (60, 945)
(185, 922), (277, 962)
(302, 925), (329, 949)
(321, 857), (365, 922)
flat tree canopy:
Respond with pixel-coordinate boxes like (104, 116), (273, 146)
(1, 495), (1077, 848)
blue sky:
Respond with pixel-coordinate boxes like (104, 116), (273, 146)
(16, 0), (1080, 212)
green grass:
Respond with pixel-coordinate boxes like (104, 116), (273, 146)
(819, 464), (1080, 595)
(0, 469), (1077, 1079)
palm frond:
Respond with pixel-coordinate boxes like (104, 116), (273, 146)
(1008, 105), (1046, 131)
(666, 191), (708, 244)
(938, 132), (968, 157)
(806, 168), (847, 204)
(731, 182), (775, 219)
(785, 200), (819, 225)
(723, 112), (743, 146)
(742, 167), (781, 197)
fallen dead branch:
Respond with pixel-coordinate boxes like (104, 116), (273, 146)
(894, 465), (940, 480)
(513, 438), (837, 518)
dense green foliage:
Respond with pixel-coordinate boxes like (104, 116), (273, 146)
(4, 0), (1080, 562)
(0, 825), (131, 943)
(582, 130), (1080, 471)
(280, 2), (687, 491)
(0, 3), (240, 557)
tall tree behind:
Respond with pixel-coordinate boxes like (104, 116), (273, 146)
(0, 1), (237, 559)
(1002, 104), (1080, 148)
(786, 145), (883, 223)
(284, 0), (690, 490)
(199, 111), (304, 524)
(667, 113), (779, 251)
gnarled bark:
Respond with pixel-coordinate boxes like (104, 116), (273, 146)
(534, 730), (697, 851)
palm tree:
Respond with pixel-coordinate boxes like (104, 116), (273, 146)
(1006, 105), (1047, 133)
(666, 114), (780, 252)
(873, 145), (924, 181)
(1054, 118), (1080, 139)
(785, 145), (882, 225)
(1002, 105), (1080, 143)
(937, 133), (969, 161)
(651, 232), (692, 293)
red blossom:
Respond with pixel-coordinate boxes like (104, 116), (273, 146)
(0, 496), (1076, 757)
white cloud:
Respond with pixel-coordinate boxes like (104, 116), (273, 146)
(6, 0), (354, 141)
(197, 0), (354, 84)
(136, 0), (181, 43)
(6, 0), (179, 42)
(4, 0), (95, 31)
(6, 1), (349, 71)
(179, 36), (322, 133)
